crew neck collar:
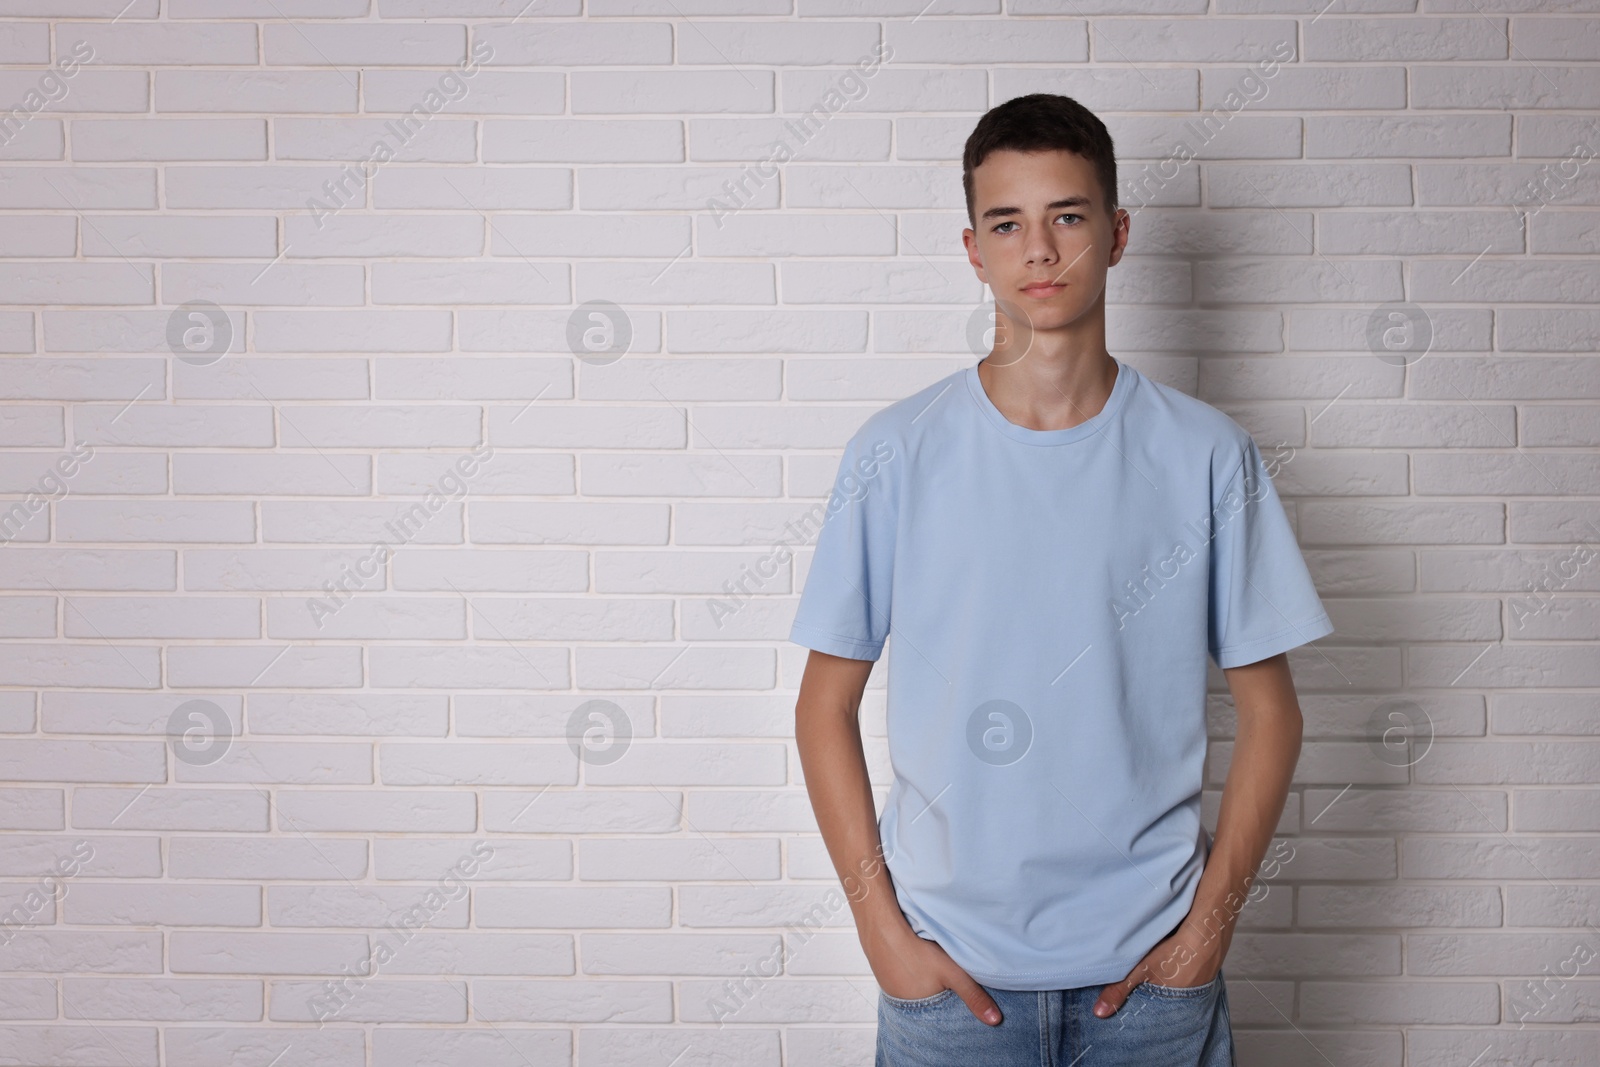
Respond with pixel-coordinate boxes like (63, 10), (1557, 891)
(964, 356), (1136, 446)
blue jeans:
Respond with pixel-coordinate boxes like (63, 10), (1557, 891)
(875, 970), (1236, 1067)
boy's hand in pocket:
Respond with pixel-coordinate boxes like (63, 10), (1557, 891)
(860, 914), (1002, 1025)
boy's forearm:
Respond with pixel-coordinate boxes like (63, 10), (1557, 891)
(1185, 700), (1300, 945)
(1170, 655), (1304, 970)
(795, 678), (905, 929)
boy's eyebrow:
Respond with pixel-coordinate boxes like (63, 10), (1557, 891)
(980, 196), (1094, 222)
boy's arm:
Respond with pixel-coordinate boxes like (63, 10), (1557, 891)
(794, 649), (1004, 1025)
(1092, 650), (1304, 1018)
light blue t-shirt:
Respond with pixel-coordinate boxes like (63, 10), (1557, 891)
(789, 356), (1335, 991)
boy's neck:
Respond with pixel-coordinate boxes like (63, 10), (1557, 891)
(977, 320), (1119, 434)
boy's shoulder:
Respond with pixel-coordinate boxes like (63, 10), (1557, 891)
(843, 363), (971, 448)
(1133, 367), (1257, 456)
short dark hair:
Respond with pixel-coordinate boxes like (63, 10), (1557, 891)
(962, 93), (1119, 229)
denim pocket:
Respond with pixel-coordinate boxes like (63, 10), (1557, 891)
(880, 987), (956, 1010)
(1136, 972), (1221, 999)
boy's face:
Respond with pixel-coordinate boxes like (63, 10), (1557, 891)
(963, 148), (1129, 339)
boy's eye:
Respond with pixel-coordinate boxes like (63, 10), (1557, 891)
(992, 214), (1082, 233)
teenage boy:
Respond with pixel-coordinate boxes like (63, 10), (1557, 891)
(789, 93), (1334, 1066)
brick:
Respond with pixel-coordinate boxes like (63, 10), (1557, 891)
(997, 68), (1198, 111)
(70, 24), (258, 66)
(0, 787), (58, 829)
(473, 978), (671, 1022)
(370, 1028), (569, 1067)
(367, 643), (571, 691)
(165, 646), (363, 689)
(66, 884), (259, 926)
(63, 597), (259, 639)
(479, 22), (660, 70)
(0, 926), (164, 976)
(74, 404), (274, 447)
(1412, 66), (1600, 108)
(371, 841), (568, 884)
(369, 70), (565, 117)
(0, 549), (174, 591)
(0, 168), (155, 210)
(246, 693), (447, 737)
(165, 1028), (363, 1067)
(262, 23), (464, 66)
(167, 837), (367, 881)
(1304, 17), (1508, 59)
(269, 978), (467, 1022)
(0, 646), (160, 689)
(169, 932), (368, 975)
(572, 71), (774, 114)
(377, 740), (574, 788)
(72, 787), (267, 831)
(61, 977), (262, 1021)
(155, 71), (358, 113)
(0, 1026), (156, 1065)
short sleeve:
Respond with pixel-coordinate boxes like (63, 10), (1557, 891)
(788, 432), (899, 662)
(1207, 437), (1335, 669)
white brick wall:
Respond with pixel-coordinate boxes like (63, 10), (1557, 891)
(0, 3), (1597, 1065)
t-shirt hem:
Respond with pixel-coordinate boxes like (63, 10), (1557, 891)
(1212, 612), (1335, 669)
(789, 623), (884, 662)
(958, 951), (1149, 992)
